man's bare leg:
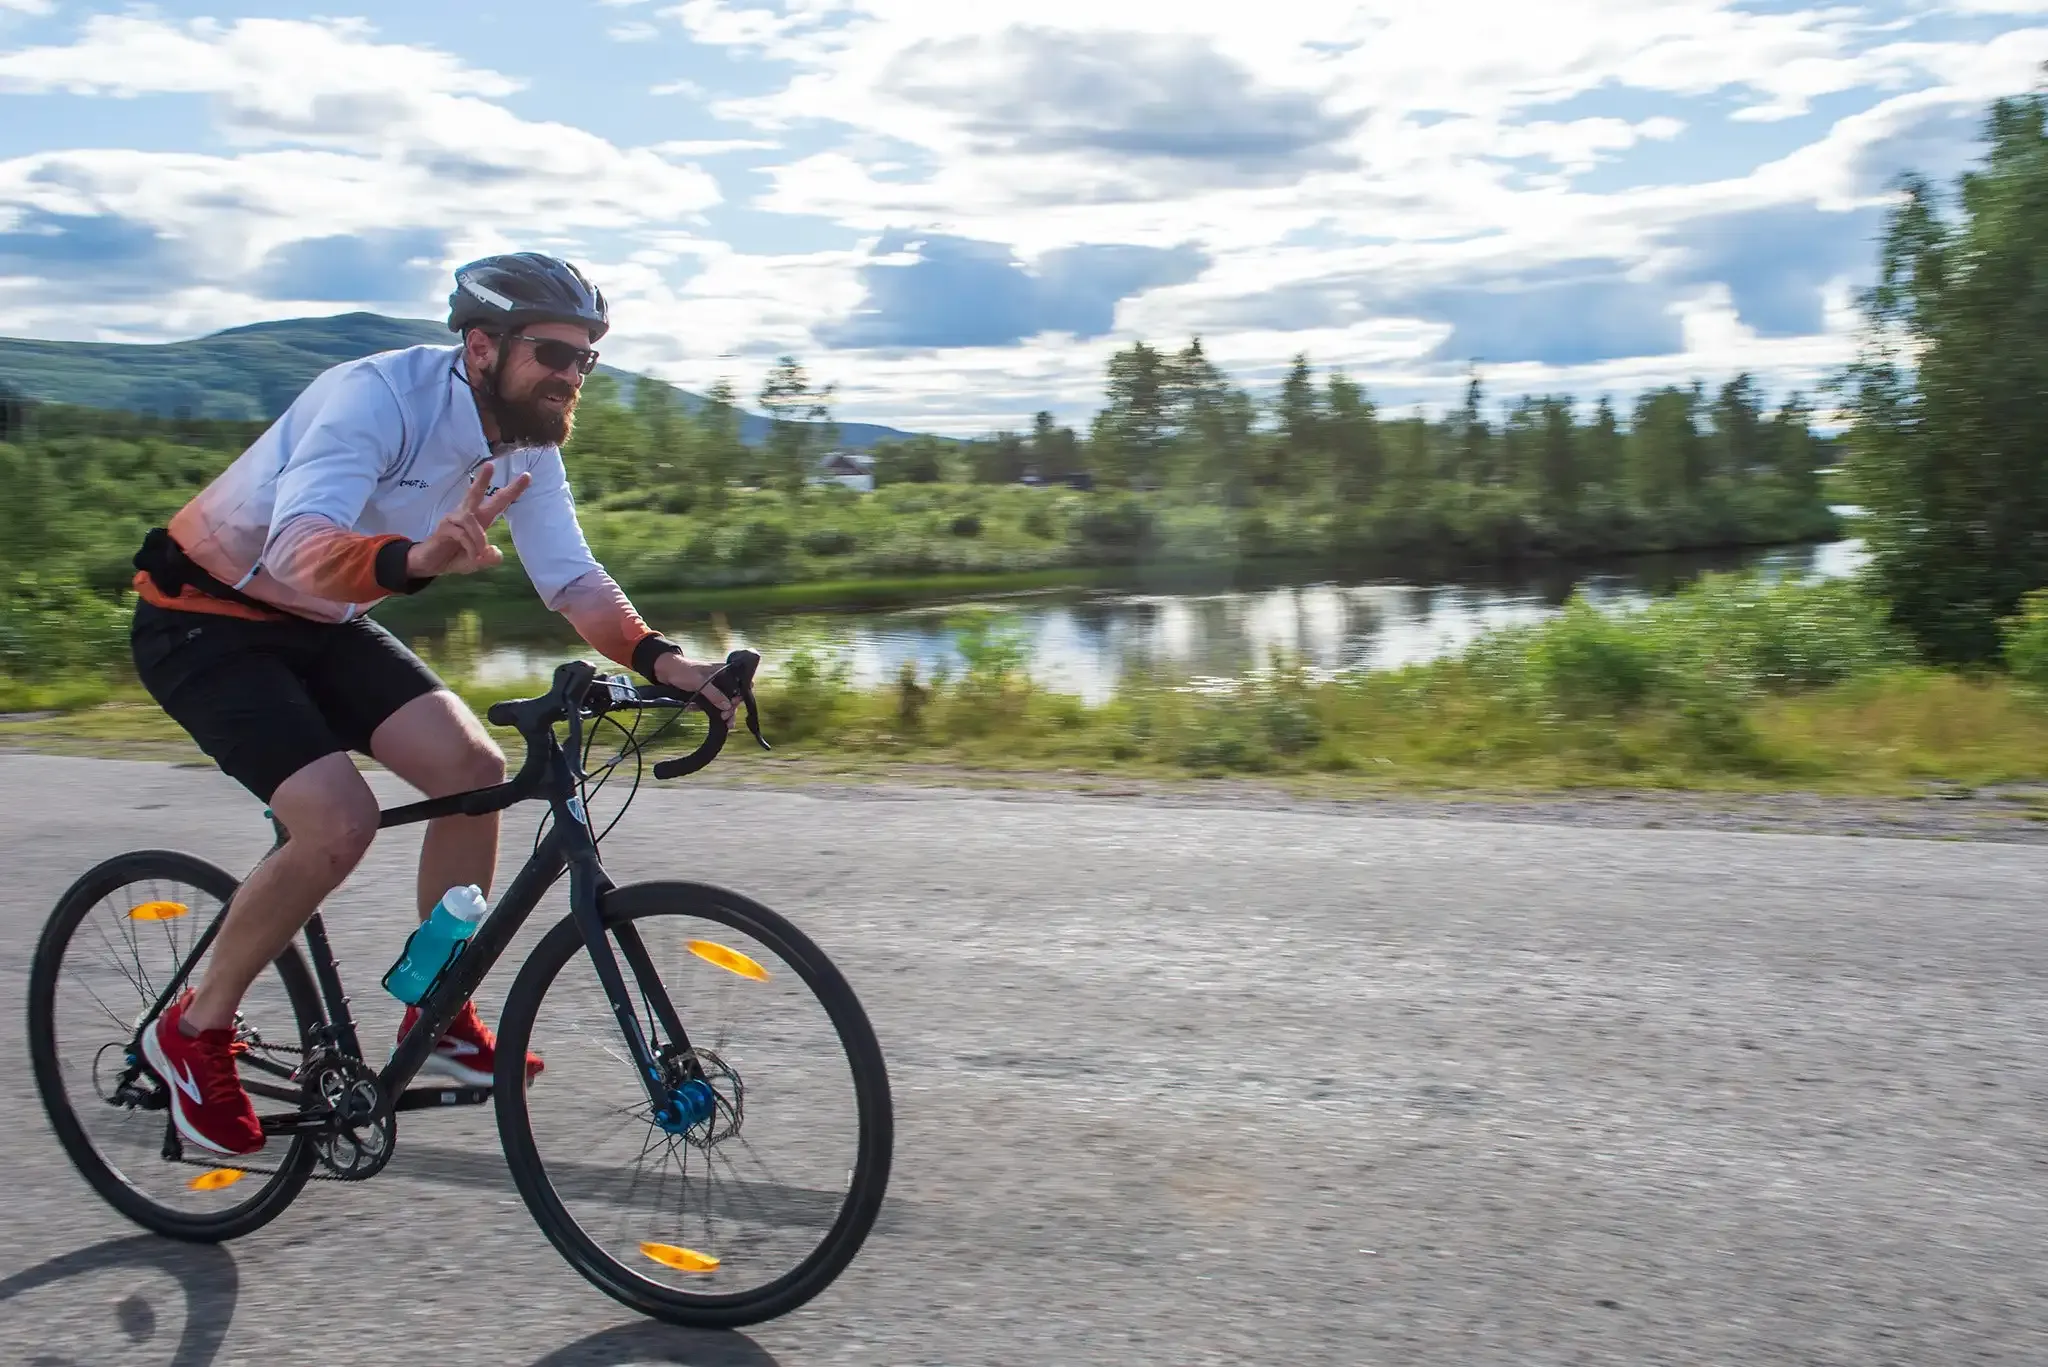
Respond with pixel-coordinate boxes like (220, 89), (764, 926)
(183, 751), (380, 1033)
(369, 689), (507, 918)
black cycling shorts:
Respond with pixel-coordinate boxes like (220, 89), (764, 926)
(130, 599), (445, 803)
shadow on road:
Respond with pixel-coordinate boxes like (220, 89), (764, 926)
(0, 1234), (239, 1367)
(399, 1142), (855, 1231)
(531, 1320), (783, 1366)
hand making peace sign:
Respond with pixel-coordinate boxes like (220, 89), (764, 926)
(405, 460), (533, 579)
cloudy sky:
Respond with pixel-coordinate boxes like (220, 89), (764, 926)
(1, 1), (2043, 434)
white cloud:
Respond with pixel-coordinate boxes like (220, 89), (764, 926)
(4, 1), (2046, 430)
(616, 0), (2045, 428)
(0, 0), (54, 14)
(609, 21), (660, 41)
(0, 16), (722, 340)
(0, 16), (520, 113)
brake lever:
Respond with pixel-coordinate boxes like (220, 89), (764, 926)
(735, 677), (771, 752)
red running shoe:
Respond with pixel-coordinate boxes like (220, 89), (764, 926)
(398, 1000), (543, 1087)
(140, 991), (265, 1157)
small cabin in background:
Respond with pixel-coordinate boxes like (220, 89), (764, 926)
(809, 449), (875, 492)
(1018, 465), (1093, 491)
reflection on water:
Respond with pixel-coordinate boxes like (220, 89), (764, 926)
(468, 537), (1869, 704)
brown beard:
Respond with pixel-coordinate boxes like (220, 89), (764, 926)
(483, 365), (580, 449)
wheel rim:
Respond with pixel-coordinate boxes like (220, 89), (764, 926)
(42, 868), (309, 1216)
(512, 904), (875, 1305)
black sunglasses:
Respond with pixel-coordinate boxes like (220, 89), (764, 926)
(505, 332), (600, 375)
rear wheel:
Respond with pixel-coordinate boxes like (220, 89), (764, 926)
(27, 850), (322, 1241)
(495, 880), (892, 1327)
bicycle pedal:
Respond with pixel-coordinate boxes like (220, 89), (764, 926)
(395, 1084), (492, 1111)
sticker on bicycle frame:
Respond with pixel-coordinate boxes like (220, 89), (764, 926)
(128, 901), (189, 921)
(639, 1242), (720, 1273)
(687, 940), (769, 981)
(566, 797), (588, 825)
(188, 1168), (247, 1191)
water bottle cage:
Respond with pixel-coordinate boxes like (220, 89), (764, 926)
(379, 920), (473, 1005)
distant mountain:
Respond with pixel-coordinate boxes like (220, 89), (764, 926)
(0, 312), (928, 449)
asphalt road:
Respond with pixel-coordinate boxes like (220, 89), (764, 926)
(3, 752), (2046, 1366)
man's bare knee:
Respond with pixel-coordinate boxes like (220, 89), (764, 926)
(371, 692), (506, 798)
(270, 756), (380, 884)
(297, 790), (378, 880)
(455, 739), (507, 792)
(417, 737), (506, 799)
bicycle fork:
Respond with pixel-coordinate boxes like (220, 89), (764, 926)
(558, 802), (713, 1134)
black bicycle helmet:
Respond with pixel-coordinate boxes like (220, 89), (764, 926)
(446, 252), (610, 342)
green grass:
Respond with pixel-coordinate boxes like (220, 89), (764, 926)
(0, 675), (126, 715)
(10, 572), (2046, 798)
(12, 662), (2041, 797)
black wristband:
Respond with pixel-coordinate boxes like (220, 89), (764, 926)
(632, 632), (684, 683)
(374, 539), (435, 595)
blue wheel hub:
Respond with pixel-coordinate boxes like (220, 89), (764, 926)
(652, 1079), (717, 1135)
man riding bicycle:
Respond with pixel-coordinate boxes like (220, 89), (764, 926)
(128, 253), (736, 1158)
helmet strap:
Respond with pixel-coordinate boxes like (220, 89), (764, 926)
(463, 328), (516, 449)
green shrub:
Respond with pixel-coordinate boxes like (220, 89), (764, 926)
(894, 660), (930, 732)
(1524, 595), (1662, 719)
(1071, 497), (1155, 558)
(801, 528), (858, 557)
(945, 609), (1032, 735)
(0, 573), (133, 682)
(2002, 588), (2048, 695)
(1251, 658), (1323, 754)
(726, 518), (792, 570)
(764, 644), (852, 742)
(1175, 699), (1271, 772)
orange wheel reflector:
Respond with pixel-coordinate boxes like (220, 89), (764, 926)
(129, 901), (189, 921)
(687, 940), (769, 982)
(188, 1168), (247, 1191)
(639, 1242), (720, 1273)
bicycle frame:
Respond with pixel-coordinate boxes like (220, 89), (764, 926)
(130, 676), (706, 1136)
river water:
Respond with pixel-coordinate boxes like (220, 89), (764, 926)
(460, 529), (1870, 703)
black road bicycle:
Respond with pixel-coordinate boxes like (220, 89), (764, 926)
(26, 652), (892, 1328)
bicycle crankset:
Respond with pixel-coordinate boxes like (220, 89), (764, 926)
(304, 1053), (395, 1180)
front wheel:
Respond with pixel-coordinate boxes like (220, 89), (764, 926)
(494, 880), (892, 1328)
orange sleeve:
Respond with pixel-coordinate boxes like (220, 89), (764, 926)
(264, 517), (416, 604)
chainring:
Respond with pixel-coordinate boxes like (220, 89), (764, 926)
(304, 1052), (396, 1181)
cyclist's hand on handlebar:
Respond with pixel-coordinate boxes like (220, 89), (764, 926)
(407, 460), (533, 578)
(654, 652), (737, 724)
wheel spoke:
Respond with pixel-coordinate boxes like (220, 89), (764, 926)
(499, 887), (890, 1323)
(30, 854), (320, 1243)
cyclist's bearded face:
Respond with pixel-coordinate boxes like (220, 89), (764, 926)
(478, 326), (589, 449)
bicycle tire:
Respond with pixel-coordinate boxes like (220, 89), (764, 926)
(494, 879), (893, 1328)
(28, 849), (323, 1242)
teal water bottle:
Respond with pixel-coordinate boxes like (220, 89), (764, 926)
(382, 884), (489, 1004)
